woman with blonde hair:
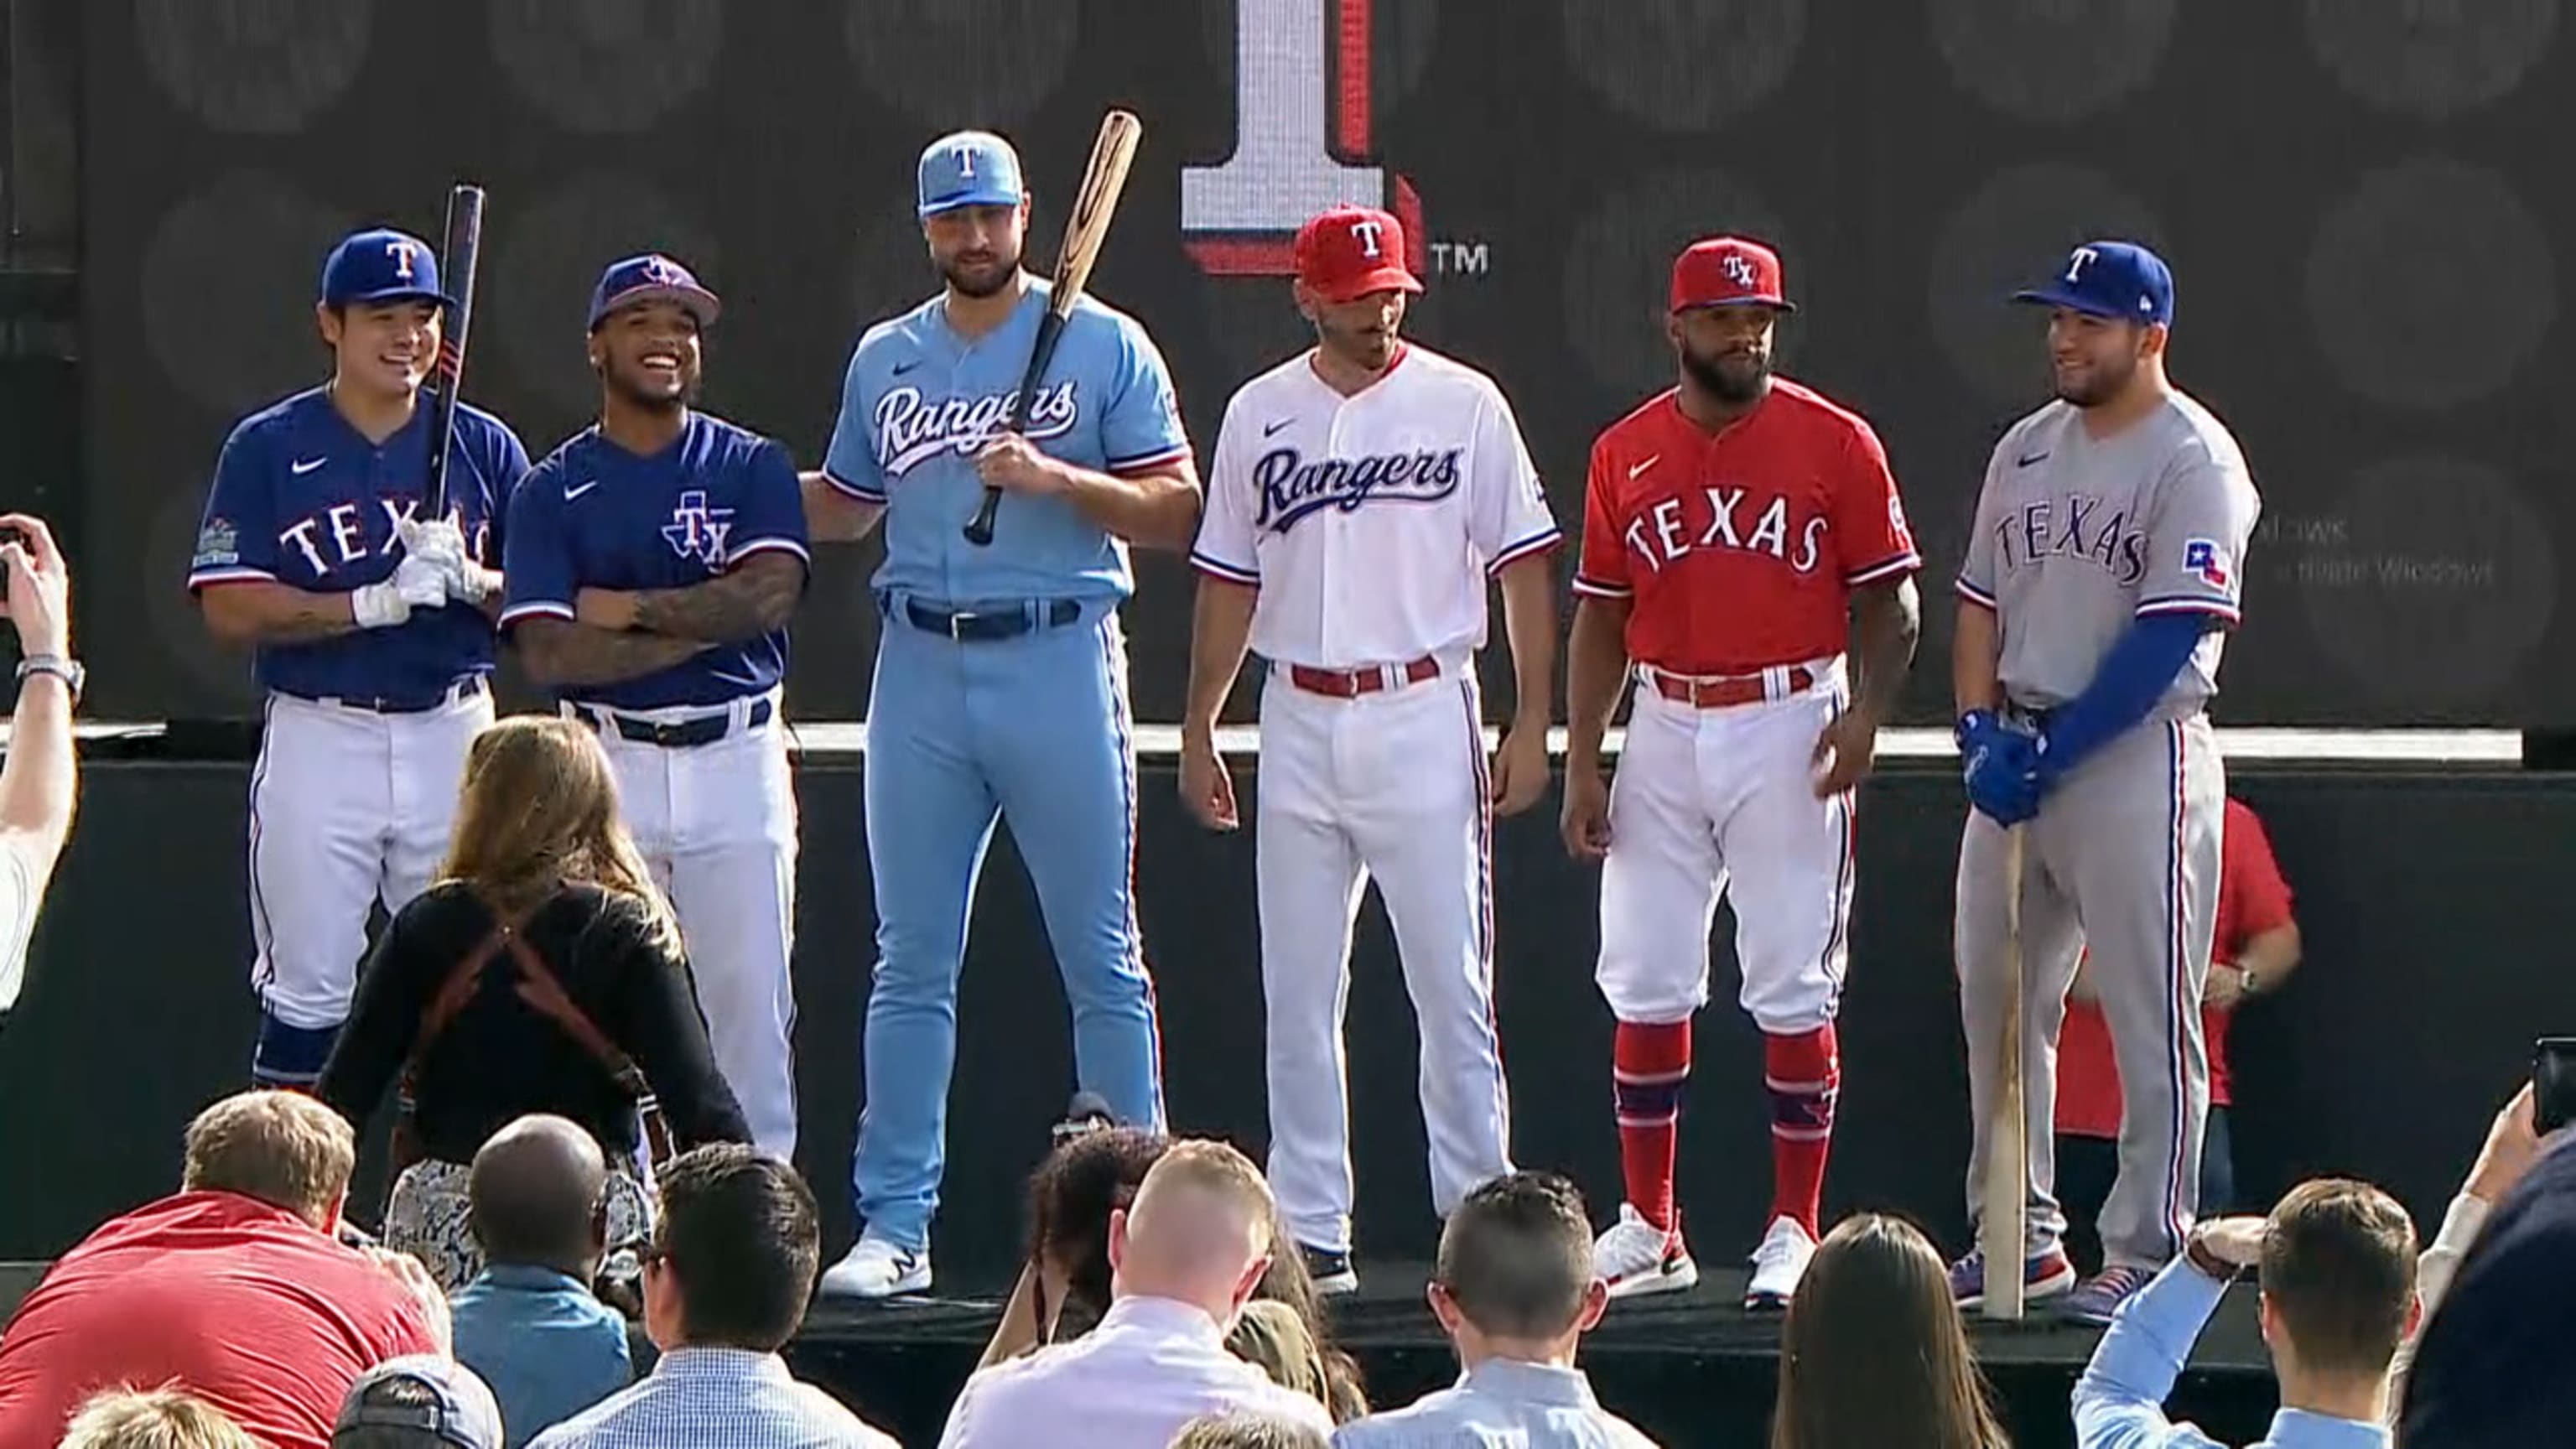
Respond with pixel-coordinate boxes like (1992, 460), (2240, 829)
(318, 716), (749, 1290)
(1772, 1213), (2012, 1449)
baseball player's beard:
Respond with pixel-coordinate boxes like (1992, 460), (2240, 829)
(2054, 351), (2139, 409)
(943, 244), (1022, 299)
(1680, 340), (1771, 404)
(599, 357), (700, 414)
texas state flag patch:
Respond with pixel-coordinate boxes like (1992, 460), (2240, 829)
(2184, 538), (2232, 589)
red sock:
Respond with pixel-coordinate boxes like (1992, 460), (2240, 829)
(1765, 1024), (1840, 1238)
(1613, 1020), (1691, 1233)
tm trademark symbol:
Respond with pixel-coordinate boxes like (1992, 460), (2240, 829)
(1429, 241), (1489, 277)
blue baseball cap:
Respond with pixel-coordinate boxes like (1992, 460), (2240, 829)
(586, 252), (722, 331)
(334, 1354), (503, 1449)
(917, 131), (1026, 219)
(319, 228), (449, 310)
(2013, 241), (2174, 327)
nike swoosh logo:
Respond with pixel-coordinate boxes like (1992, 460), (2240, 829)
(1628, 454), (1660, 480)
(564, 480), (600, 501)
(892, 361), (921, 377)
(2015, 450), (2051, 468)
(1263, 418), (1293, 437)
(290, 456), (327, 475)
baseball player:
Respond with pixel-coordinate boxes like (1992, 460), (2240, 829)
(1180, 205), (1561, 1293)
(499, 253), (810, 1156)
(1563, 238), (1922, 1309)
(190, 227), (527, 1088)
(805, 131), (1199, 1298)
(1948, 240), (2259, 1324)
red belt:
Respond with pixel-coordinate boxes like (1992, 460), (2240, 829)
(1648, 664), (1816, 709)
(1288, 656), (1440, 699)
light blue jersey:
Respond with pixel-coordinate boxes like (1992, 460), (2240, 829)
(821, 280), (1191, 603)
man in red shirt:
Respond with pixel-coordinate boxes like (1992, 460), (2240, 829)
(0, 1090), (447, 1449)
(2054, 795), (2301, 1270)
(1562, 237), (1921, 1309)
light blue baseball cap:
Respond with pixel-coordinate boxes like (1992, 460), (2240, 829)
(917, 131), (1026, 219)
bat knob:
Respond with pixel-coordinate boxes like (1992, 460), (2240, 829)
(963, 489), (1000, 547)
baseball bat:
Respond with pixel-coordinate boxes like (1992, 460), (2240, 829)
(963, 109), (1145, 547)
(1980, 823), (2029, 1321)
(421, 183), (486, 520)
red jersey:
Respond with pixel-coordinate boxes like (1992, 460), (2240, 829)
(0, 1191), (439, 1449)
(1573, 382), (1919, 674)
(2057, 798), (2296, 1136)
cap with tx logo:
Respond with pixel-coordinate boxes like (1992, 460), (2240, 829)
(587, 252), (722, 331)
(1293, 205), (1422, 304)
(2014, 240), (2174, 327)
(1670, 236), (1794, 313)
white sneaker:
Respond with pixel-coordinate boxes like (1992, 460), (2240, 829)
(1744, 1215), (1818, 1310)
(818, 1235), (931, 1299)
(1593, 1202), (1698, 1300)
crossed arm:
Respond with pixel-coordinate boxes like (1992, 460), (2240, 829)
(512, 553), (804, 688)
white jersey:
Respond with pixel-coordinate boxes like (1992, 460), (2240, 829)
(1189, 343), (1561, 668)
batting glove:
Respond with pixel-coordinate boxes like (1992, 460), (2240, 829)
(350, 579), (413, 630)
(397, 517), (485, 604)
(391, 553), (450, 611)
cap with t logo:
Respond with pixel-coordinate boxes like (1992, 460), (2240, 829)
(917, 131), (1027, 219)
(320, 228), (450, 310)
(2014, 240), (2174, 326)
(1293, 205), (1422, 304)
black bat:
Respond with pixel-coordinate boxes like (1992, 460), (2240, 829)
(421, 184), (486, 519)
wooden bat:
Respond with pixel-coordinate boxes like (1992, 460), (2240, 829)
(963, 109), (1145, 547)
(422, 183), (486, 519)
(1981, 823), (2029, 1320)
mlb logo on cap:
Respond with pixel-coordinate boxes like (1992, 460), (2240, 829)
(2014, 240), (2174, 327)
(1670, 237), (1795, 313)
(320, 227), (450, 310)
(587, 252), (722, 330)
(919, 131), (1027, 219)
(1293, 205), (1422, 303)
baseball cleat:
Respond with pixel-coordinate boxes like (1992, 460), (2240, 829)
(819, 1234), (932, 1300)
(1301, 1244), (1358, 1296)
(2059, 1264), (2158, 1326)
(1946, 1244), (2076, 1310)
(1743, 1214), (1818, 1311)
(1594, 1202), (1699, 1300)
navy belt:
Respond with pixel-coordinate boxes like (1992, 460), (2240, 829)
(900, 597), (1081, 641)
(284, 676), (486, 715)
(579, 698), (772, 749)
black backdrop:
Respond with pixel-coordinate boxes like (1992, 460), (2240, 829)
(79, 0), (2576, 726)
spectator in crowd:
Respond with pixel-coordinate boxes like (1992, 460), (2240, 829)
(2395, 1087), (2576, 1444)
(939, 1140), (1335, 1447)
(449, 1116), (635, 1447)
(1227, 1302), (1334, 1416)
(316, 716), (750, 1290)
(2075, 1179), (2416, 1448)
(527, 1144), (895, 1448)
(2058, 796), (2299, 1270)
(1333, 1172), (1654, 1449)
(1771, 1214), (2007, 1449)
(330, 1357), (505, 1449)
(1175, 1411), (1333, 1449)
(0, 1091), (448, 1449)
(56, 1389), (260, 1449)
(0, 512), (80, 1028)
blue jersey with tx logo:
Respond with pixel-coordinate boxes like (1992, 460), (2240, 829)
(188, 387), (530, 702)
(500, 411), (808, 712)
(820, 280), (1191, 604)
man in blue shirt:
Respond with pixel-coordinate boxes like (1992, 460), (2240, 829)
(190, 226), (529, 1089)
(805, 129), (1201, 1298)
(2075, 1180), (2418, 1449)
(450, 1116), (633, 1448)
(501, 254), (810, 1156)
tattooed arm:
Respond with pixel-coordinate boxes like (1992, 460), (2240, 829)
(512, 617), (714, 688)
(574, 553), (805, 646)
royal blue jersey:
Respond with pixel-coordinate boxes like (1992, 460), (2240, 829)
(188, 387), (529, 703)
(500, 411), (808, 711)
(820, 282), (1192, 605)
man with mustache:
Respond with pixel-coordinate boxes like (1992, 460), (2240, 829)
(1565, 237), (1922, 1310)
(805, 131), (1201, 1298)
(498, 254), (812, 1156)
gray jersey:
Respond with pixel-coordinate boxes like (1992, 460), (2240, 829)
(1957, 392), (2259, 714)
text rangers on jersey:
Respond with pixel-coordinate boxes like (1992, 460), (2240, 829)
(1564, 238), (1923, 1310)
(1948, 241), (2260, 1326)
(1182, 205), (1561, 1293)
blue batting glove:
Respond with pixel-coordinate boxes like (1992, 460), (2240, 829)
(1963, 730), (2041, 824)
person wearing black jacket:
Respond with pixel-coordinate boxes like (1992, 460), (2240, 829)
(318, 716), (750, 1289)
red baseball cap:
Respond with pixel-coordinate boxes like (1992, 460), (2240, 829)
(1295, 206), (1422, 303)
(1671, 236), (1796, 313)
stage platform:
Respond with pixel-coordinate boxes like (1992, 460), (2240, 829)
(782, 1265), (2281, 1449)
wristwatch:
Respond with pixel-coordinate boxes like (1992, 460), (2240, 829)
(18, 654), (83, 704)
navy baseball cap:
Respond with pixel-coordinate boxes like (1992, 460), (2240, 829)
(917, 131), (1026, 219)
(333, 1354), (503, 1449)
(586, 252), (721, 331)
(2014, 241), (2174, 327)
(320, 228), (449, 310)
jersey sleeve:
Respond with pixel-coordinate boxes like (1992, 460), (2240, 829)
(476, 419), (534, 564)
(1187, 395), (1260, 584)
(724, 438), (813, 574)
(1571, 439), (1632, 600)
(188, 421), (283, 589)
(1834, 419), (1921, 587)
(820, 342), (886, 502)
(1955, 442), (2009, 610)
(2136, 440), (2259, 625)
(498, 460), (577, 629)
(1101, 314), (1193, 475)
(1468, 386), (1561, 574)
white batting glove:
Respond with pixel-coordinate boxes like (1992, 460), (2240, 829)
(397, 517), (485, 604)
(392, 553), (450, 611)
(350, 579), (413, 630)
